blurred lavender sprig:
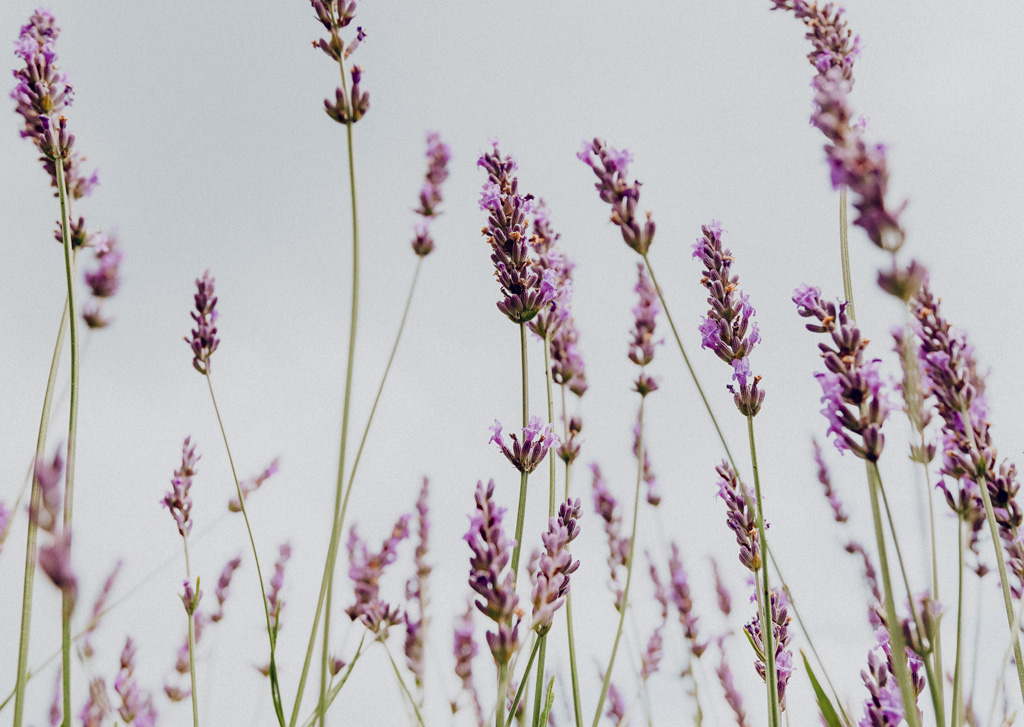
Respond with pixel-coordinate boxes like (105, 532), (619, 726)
(228, 459), (279, 513)
(79, 559), (123, 660)
(715, 647), (751, 727)
(591, 464), (629, 610)
(813, 439), (848, 523)
(633, 416), (659, 507)
(743, 588), (793, 712)
(210, 555), (242, 623)
(268, 543), (293, 635)
(530, 498), (581, 634)
(411, 132), (450, 256)
(82, 233), (123, 329)
(30, 448), (77, 607)
(641, 554), (669, 680)
(452, 602), (485, 726)
(161, 437), (199, 538)
(404, 479), (431, 693)
(668, 542), (707, 658)
(114, 638), (157, 727)
(346, 513), (411, 635)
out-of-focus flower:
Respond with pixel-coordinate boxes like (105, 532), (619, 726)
(716, 647), (751, 727)
(642, 553), (669, 679)
(82, 233), (123, 328)
(79, 677), (110, 727)
(813, 439), (848, 522)
(114, 637), (158, 727)
(668, 542), (706, 657)
(267, 543), (292, 634)
(228, 459), (279, 512)
(410, 132), (451, 257)
(591, 464), (630, 610)
(161, 437), (200, 538)
(79, 559), (123, 660)
(633, 415), (659, 506)
(452, 601), (485, 726)
(711, 558), (732, 617)
(404, 478), (431, 692)
(557, 415), (583, 467)
(210, 555), (242, 623)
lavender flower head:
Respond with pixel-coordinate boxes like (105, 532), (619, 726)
(629, 262), (661, 396)
(858, 624), (925, 727)
(465, 480), (520, 665)
(180, 578), (201, 616)
(715, 461), (760, 572)
(813, 439), (848, 522)
(161, 437), (200, 538)
(30, 447), (77, 606)
(693, 222), (764, 416)
(186, 271), (219, 375)
(530, 497), (581, 634)
(489, 416), (558, 475)
(578, 138), (655, 255)
(79, 560), (123, 660)
(404, 478), (431, 690)
(591, 464), (630, 610)
(557, 415), (584, 467)
(210, 555), (242, 623)
(311, 0), (369, 124)
(478, 141), (557, 323)
(452, 601), (485, 725)
(642, 555), (669, 679)
(715, 651), (751, 727)
(229, 459), (279, 512)
(711, 558), (733, 616)
(267, 542), (292, 634)
(82, 234), (123, 328)
(794, 284), (889, 460)
(668, 542), (706, 657)
(114, 638), (157, 727)
(744, 588), (793, 712)
(346, 513), (411, 634)
(528, 201), (575, 341)
(633, 416), (659, 506)
(411, 132), (451, 256)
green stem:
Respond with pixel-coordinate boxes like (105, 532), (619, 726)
(591, 396), (646, 727)
(55, 154), (78, 727)
(951, 517), (965, 727)
(838, 187), (856, 320)
(507, 638), (543, 727)
(641, 254), (737, 472)
(13, 298), (69, 727)
(497, 662), (509, 727)
(382, 638), (425, 727)
(204, 375), (285, 725)
(509, 321), (531, 585)
(557, 381), (583, 727)
(299, 632), (366, 727)
(866, 462), (921, 727)
(746, 415), (780, 727)
(184, 540), (200, 727)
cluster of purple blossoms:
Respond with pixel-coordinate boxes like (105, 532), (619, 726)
(813, 439), (848, 522)
(716, 652), (751, 727)
(228, 459), (279, 512)
(693, 222), (764, 416)
(794, 284), (889, 460)
(478, 142), (558, 323)
(557, 415), (584, 468)
(605, 681), (628, 726)
(186, 271), (220, 375)
(630, 262), (661, 396)
(668, 542), (707, 657)
(591, 464), (630, 610)
(858, 625), (925, 727)
(577, 138), (655, 255)
(891, 328), (937, 466)
(711, 558), (732, 616)
(452, 602), (485, 726)
(744, 588), (793, 712)
(527, 201), (575, 341)
(267, 543), (292, 634)
(79, 678), (111, 727)
(179, 578), (201, 617)
(161, 437), (199, 538)
(114, 638), (157, 727)
(404, 479), (431, 691)
(489, 416), (558, 475)
(210, 556), (243, 623)
(410, 132), (451, 256)
(79, 560), (123, 660)
(31, 447), (78, 608)
(82, 234), (123, 329)
(465, 480), (520, 665)
(530, 498), (581, 634)
(715, 461), (760, 573)
(912, 284), (1023, 591)
(633, 417), (659, 506)
(642, 556), (669, 679)
(844, 541), (882, 624)
(310, 0), (369, 124)
(346, 513), (410, 634)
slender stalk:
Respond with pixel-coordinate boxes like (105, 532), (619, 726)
(382, 639), (425, 727)
(746, 415), (780, 727)
(507, 638), (543, 727)
(641, 253), (737, 472)
(13, 299), (69, 727)
(497, 662), (509, 727)
(184, 540), (200, 727)
(509, 321), (531, 583)
(987, 594), (1024, 727)
(951, 517), (966, 727)
(299, 632), (366, 727)
(838, 188), (855, 320)
(204, 375), (285, 725)
(557, 381), (583, 727)
(55, 155), (78, 727)
(591, 397), (646, 727)
(866, 462), (921, 727)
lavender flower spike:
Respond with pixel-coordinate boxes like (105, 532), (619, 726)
(591, 464), (629, 610)
(715, 461), (761, 572)
(114, 638), (157, 727)
(642, 555), (669, 679)
(478, 141), (558, 323)
(629, 262), (661, 396)
(465, 480), (520, 665)
(813, 439), (848, 522)
(346, 513), (411, 634)
(578, 138), (655, 255)
(411, 132), (451, 257)
(794, 284), (889, 460)
(161, 437), (200, 538)
(210, 555), (242, 623)
(228, 459), (279, 512)
(530, 497), (582, 634)
(716, 651), (751, 727)
(693, 221), (764, 416)
(82, 233), (123, 329)
(744, 588), (793, 711)
(452, 602), (485, 726)
(404, 478), (431, 692)
(489, 416), (559, 475)
(267, 543), (292, 634)
(311, 0), (370, 124)
(186, 271), (219, 375)
(668, 542), (706, 657)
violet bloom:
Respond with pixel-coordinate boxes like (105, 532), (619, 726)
(715, 461), (761, 573)
(31, 448), (77, 607)
(452, 601), (485, 726)
(81, 233), (122, 328)
(489, 416), (558, 475)
(346, 513), (411, 635)
(267, 542), (292, 634)
(478, 141), (558, 323)
(794, 284), (889, 461)
(79, 678), (110, 727)
(744, 588), (793, 712)
(114, 638), (157, 727)
(310, 0), (369, 124)
(668, 542), (706, 657)
(591, 464), (630, 610)
(465, 480), (520, 665)
(578, 138), (655, 255)
(180, 578), (201, 616)
(557, 415), (583, 467)
(186, 271), (219, 375)
(845, 541), (882, 622)
(711, 558), (732, 616)
(552, 322), (587, 397)
(693, 222), (764, 416)
(630, 262), (661, 396)
(605, 680), (628, 726)
(813, 439), (848, 522)
(404, 478), (431, 691)
(161, 437), (200, 538)
(859, 625), (925, 727)
(210, 555), (242, 623)
(715, 650), (751, 727)
(80, 560), (123, 660)
(410, 132), (451, 257)
(228, 459), (279, 512)
(528, 201), (577, 345)
(530, 498), (582, 634)
(39, 532), (77, 610)
(641, 554), (669, 680)
(633, 416), (659, 506)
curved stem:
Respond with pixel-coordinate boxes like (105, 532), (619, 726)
(866, 462), (921, 727)
(951, 517), (965, 727)
(591, 396), (646, 727)
(381, 638), (425, 727)
(55, 155), (78, 727)
(12, 299), (69, 727)
(507, 637), (543, 727)
(509, 321), (531, 585)
(746, 415), (779, 727)
(204, 375), (285, 725)
(183, 540), (200, 727)
(838, 187), (856, 320)
(299, 632), (366, 727)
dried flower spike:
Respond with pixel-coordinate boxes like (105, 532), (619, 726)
(186, 271), (219, 375)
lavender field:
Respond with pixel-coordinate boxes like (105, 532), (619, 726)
(2, 1), (1024, 726)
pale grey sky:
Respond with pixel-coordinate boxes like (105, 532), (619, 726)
(2, 1), (1023, 725)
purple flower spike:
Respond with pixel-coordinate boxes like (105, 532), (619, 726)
(629, 262), (661, 366)
(79, 677), (111, 727)
(162, 437), (200, 538)
(80, 560), (123, 660)
(404, 478), (431, 691)
(81, 233), (122, 329)
(346, 513), (411, 634)
(530, 498), (582, 634)
(858, 624), (925, 727)
(452, 601), (485, 725)
(229, 459), (280, 512)
(813, 439), (848, 522)
(591, 464), (630, 611)
(30, 447), (64, 534)
(715, 650), (751, 727)
(39, 531), (77, 610)
(668, 542), (706, 657)
(179, 578), (201, 616)
(794, 285), (889, 461)
(411, 132), (451, 257)
(311, 0), (369, 124)
(478, 141), (559, 324)
(528, 201), (577, 343)
(633, 415), (659, 506)
(267, 542), (292, 634)
(489, 416), (559, 475)
(694, 222), (765, 416)
(210, 555), (242, 623)
(557, 415), (583, 466)
(604, 680), (628, 726)
(711, 558), (732, 616)
(114, 638), (157, 727)
(578, 138), (655, 255)
(465, 480), (520, 666)
(642, 555), (669, 679)
(744, 588), (793, 712)
(715, 461), (761, 572)
(186, 271), (219, 375)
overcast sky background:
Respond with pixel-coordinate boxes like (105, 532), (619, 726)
(2, 1), (1023, 725)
